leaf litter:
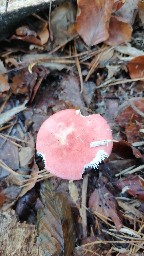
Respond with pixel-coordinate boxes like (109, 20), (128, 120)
(0, 0), (144, 255)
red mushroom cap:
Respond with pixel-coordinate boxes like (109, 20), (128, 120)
(36, 109), (113, 180)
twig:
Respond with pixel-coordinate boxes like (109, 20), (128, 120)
(0, 133), (22, 148)
(95, 77), (144, 89)
(122, 164), (144, 175)
(74, 40), (84, 93)
(48, 34), (78, 55)
(115, 165), (135, 177)
(80, 174), (89, 238)
(0, 159), (20, 176)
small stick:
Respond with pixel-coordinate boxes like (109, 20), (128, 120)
(80, 174), (88, 238)
(90, 139), (117, 147)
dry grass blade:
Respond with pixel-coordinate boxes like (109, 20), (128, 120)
(119, 164), (144, 176)
(0, 133), (22, 148)
(74, 40), (84, 93)
(0, 159), (20, 176)
(0, 133), (28, 143)
(20, 170), (53, 187)
(96, 77), (144, 89)
(115, 165), (135, 177)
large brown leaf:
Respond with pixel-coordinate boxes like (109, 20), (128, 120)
(106, 15), (132, 46)
(76, 0), (114, 46)
(37, 181), (75, 255)
(89, 186), (123, 230)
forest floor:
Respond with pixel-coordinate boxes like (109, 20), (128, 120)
(0, 0), (144, 255)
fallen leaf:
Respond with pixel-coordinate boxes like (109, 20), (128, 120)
(16, 26), (37, 37)
(0, 74), (10, 93)
(37, 181), (75, 255)
(112, 140), (142, 159)
(106, 15), (132, 46)
(112, 0), (126, 12)
(51, 2), (76, 46)
(19, 147), (34, 167)
(0, 185), (21, 208)
(127, 56), (144, 78)
(115, 98), (144, 148)
(0, 103), (26, 127)
(0, 138), (19, 178)
(11, 22), (49, 46)
(115, 98), (144, 127)
(58, 73), (86, 112)
(37, 24), (49, 45)
(138, 0), (144, 25)
(116, 0), (138, 24)
(89, 186), (123, 230)
(0, 59), (7, 74)
(114, 175), (144, 200)
(11, 68), (37, 95)
(76, 0), (114, 46)
(125, 122), (143, 144)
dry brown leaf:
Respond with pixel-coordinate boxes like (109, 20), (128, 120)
(138, 0), (144, 25)
(112, 0), (126, 12)
(116, 0), (138, 24)
(12, 23), (49, 46)
(37, 181), (75, 255)
(51, 2), (76, 46)
(37, 25), (49, 45)
(0, 74), (10, 93)
(114, 175), (144, 200)
(125, 122), (143, 144)
(112, 140), (142, 159)
(76, 0), (114, 46)
(127, 56), (144, 78)
(19, 146), (34, 167)
(89, 186), (123, 230)
(115, 98), (144, 127)
(106, 15), (132, 46)
(115, 98), (144, 145)
(0, 138), (19, 178)
(11, 68), (37, 95)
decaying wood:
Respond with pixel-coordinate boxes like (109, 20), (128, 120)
(0, 0), (56, 40)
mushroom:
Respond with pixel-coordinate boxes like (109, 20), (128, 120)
(36, 109), (113, 180)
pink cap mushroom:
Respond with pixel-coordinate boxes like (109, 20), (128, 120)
(36, 109), (113, 180)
